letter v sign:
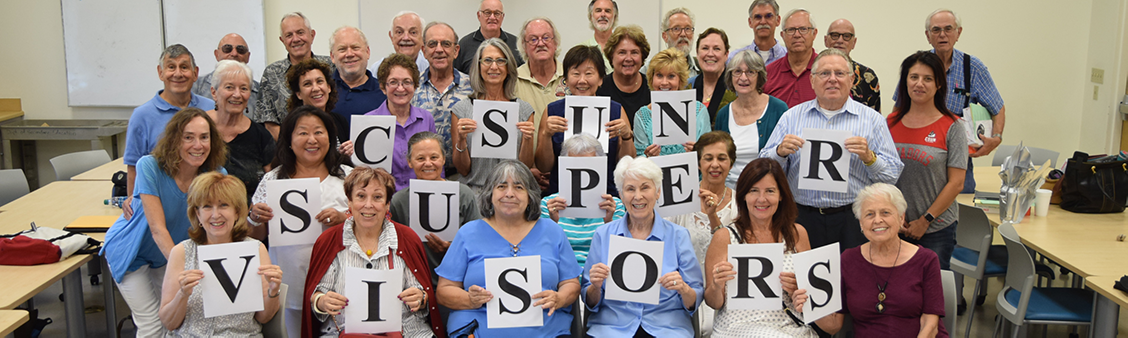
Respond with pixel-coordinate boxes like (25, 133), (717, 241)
(204, 255), (256, 302)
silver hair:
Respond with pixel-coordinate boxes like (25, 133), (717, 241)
(747, 0), (780, 17)
(158, 44), (196, 68)
(210, 60), (253, 90)
(518, 17), (562, 61)
(280, 12), (311, 35)
(723, 49), (767, 94)
(469, 38), (519, 100)
(781, 8), (816, 32)
(660, 7), (695, 32)
(423, 21), (459, 44)
(852, 183), (908, 220)
(587, 0), (619, 31)
(561, 133), (605, 157)
(925, 8), (962, 30)
(390, 11), (425, 32)
(477, 160), (542, 221)
(407, 131), (446, 158)
(329, 26), (368, 50)
(613, 156), (662, 194)
(811, 48), (852, 74)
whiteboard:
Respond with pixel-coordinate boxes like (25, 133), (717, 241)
(164, 0), (267, 90)
(358, 0), (663, 70)
(62, 0), (164, 107)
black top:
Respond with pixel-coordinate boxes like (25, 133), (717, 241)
(454, 28), (525, 75)
(226, 122), (276, 202)
(693, 74), (729, 124)
(596, 76), (650, 126)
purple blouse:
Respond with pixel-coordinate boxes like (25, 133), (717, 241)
(365, 102), (438, 191)
(840, 245), (949, 338)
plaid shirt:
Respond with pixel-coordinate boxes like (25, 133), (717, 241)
(411, 68), (472, 169)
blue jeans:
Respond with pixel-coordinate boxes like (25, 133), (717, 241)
(961, 158), (976, 193)
(905, 221), (957, 270)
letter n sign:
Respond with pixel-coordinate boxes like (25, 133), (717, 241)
(797, 128), (851, 193)
(345, 267), (403, 333)
(650, 90), (696, 146)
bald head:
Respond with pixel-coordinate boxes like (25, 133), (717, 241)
(215, 33), (250, 64)
(823, 19), (856, 56)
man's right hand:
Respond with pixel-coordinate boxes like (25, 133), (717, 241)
(776, 134), (806, 157)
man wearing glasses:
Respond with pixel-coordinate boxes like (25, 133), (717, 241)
(329, 26), (385, 135)
(369, 11), (430, 80)
(763, 8), (818, 107)
(413, 21), (473, 178)
(824, 19), (880, 112)
(729, 0), (787, 66)
(454, 0), (524, 74)
(193, 33), (261, 116)
(642, 7), (699, 80)
(515, 17), (568, 154)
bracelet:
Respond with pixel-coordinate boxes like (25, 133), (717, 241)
(312, 293), (328, 315)
(863, 149), (877, 166)
(620, 132), (633, 141)
(455, 143), (466, 152)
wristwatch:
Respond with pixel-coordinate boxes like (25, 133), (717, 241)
(991, 133), (1003, 138)
(924, 212), (936, 222)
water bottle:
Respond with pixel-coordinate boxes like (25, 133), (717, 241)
(104, 196), (127, 208)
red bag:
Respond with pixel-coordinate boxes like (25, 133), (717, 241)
(0, 235), (62, 265)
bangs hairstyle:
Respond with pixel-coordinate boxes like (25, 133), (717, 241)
(187, 172), (250, 245)
(469, 38), (519, 100)
(695, 131), (736, 163)
(152, 108), (227, 177)
(724, 50), (767, 94)
(563, 45), (607, 79)
(344, 166), (396, 202)
(734, 158), (799, 252)
(603, 25), (650, 64)
(407, 131), (447, 158)
(613, 155), (662, 194)
(890, 51), (953, 126)
(286, 59), (338, 113)
(647, 48), (690, 90)
(271, 105), (348, 179)
(376, 53), (421, 92)
(695, 27), (730, 53)
(477, 160), (542, 221)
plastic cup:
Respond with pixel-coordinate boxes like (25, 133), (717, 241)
(1035, 189), (1052, 216)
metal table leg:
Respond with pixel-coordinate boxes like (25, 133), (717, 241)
(62, 268), (87, 338)
(101, 257), (118, 338)
(1092, 293), (1120, 338)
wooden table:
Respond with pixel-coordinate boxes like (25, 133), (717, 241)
(70, 158), (124, 181)
(0, 310), (29, 337)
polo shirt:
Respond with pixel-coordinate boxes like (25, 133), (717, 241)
(332, 69), (386, 137)
(123, 91), (215, 166)
(763, 53), (816, 108)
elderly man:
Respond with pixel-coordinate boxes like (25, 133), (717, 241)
(917, 8), (1006, 193)
(763, 8), (818, 107)
(824, 19), (880, 112)
(642, 7), (699, 79)
(729, 0), (787, 66)
(413, 21), (473, 178)
(192, 33), (261, 116)
(454, 0), (524, 73)
(368, 11), (430, 77)
(583, 0), (617, 71)
(331, 26), (386, 136)
(123, 44), (216, 218)
(760, 48), (903, 251)
(253, 12), (333, 138)
(516, 17), (568, 151)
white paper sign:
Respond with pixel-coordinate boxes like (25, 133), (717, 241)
(797, 128), (851, 193)
(350, 115), (397, 171)
(471, 100), (521, 159)
(558, 156), (608, 219)
(344, 267), (404, 334)
(650, 152), (700, 217)
(266, 178), (324, 247)
(726, 243), (784, 310)
(485, 255), (544, 329)
(793, 243), (841, 323)
(961, 111), (993, 147)
(408, 179), (461, 242)
(650, 90), (697, 146)
(564, 95), (612, 152)
(197, 241), (263, 318)
(605, 235), (664, 304)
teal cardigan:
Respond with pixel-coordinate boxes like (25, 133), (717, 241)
(713, 95), (789, 150)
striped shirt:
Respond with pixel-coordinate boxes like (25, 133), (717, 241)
(759, 99), (904, 208)
(539, 193), (625, 267)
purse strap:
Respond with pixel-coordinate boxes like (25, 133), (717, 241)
(962, 53), (972, 109)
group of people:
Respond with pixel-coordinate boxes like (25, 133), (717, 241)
(95, 0), (1012, 337)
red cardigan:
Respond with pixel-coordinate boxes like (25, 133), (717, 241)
(301, 221), (446, 338)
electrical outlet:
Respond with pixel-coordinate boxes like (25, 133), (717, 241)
(1094, 85), (1100, 100)
(1092, 68), (1105, 84)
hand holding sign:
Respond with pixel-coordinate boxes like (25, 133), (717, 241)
(798, 128), (851, 193)
(843, 136), (874, 163)
(350, 115), (397, 172)
(605, 235), (664, 304)
(485, 255), (543, 328)
(775, 134), (806, 157)
(266, 178), (323, 247)
(792, 243), (841, 324)
(198, 241), (264, 318)
(557, 156), (608, 219)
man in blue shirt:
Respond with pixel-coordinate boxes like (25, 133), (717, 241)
(122, 44), (215, 218)
(728, 0), (788, 66)
(329, 26), (385, 138)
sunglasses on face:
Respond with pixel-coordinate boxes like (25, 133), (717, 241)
(221, 44), (248, 55)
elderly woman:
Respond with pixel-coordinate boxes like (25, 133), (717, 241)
(159, 172), (282, 336)
(365, 53), (437, 191)
(691, 28), (737, 124)
(583, 156), (703, 337)
(451, 38), (537, 194)
(301, 167), (444, 338)
(595, 25), (651, 123)
(540, 134), (626, 267)
(248, 106), (353, 338)
(436, 160), (581, 337)
(286, 59), (354, 156)
(633, 48), (712, 157)
(534, 44), (633, 197)
(206, 60), (276, 204)
(102, 108), (228, 337)
(887, 51), (966, 270)
(703, 158), (816, 337)
(713, 50), (788, 188)
(793, 183), (948, 338)
(667, 131), (739, 265)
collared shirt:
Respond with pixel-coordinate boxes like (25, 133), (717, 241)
(763, 53), (816, 108)
(123, 91), (215, 166)
(411, 68), (472, 171)
(851, 60), (881, 112)
(729, 39), (788, 66)
(582, 214), (704, 337)
(368, 50), (430, 79)
(454, 28), (525, 75)
(641, 53), (700, 82)
(364, 102), (437, 191)
(581, 37), (614, 71)
(938, 48), (1005, 116)
(191, 72), (261, 117)
(252, 54), (334, 125)
(516, 61), (569, 151)
(332, 69), (386, 135)
(759, 99), (904, 208)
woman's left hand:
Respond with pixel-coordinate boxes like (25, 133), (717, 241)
(316, 208), (346, 226)
(517, 121), (536, 140)
(780, 271), (798, 295)
(644, 144), (661, 157)
(605, 119), (632, 140)
(398, 287), (426, 312)
(338, 140), (355, 157)
(659, 271), (689, 293)
(532, 289), (560, 316)
(259, 265), (283, 296)
(699, 188), (720, 215)
(683, 141), (696, 152)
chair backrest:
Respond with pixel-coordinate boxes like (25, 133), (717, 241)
(950, 204), (993, 278)
(571, 299), (585, 338)
(991, 145), (1060, 169)
(996, 222), (1035, 326)
(49, 149), (111, 181)
(0, 169), (31, 206)
(262, 283), (289, 338)
(940, 270), (957, 333)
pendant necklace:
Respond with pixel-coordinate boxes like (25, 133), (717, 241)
(869, 240), (902, 314)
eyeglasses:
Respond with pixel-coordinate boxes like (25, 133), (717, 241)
(731, 69), (755, 79)
(783, 27), (814, 35)
(929, 25), (957, 35)
(666, 27), (695, 35)
(751, 13), (775, 21)
(386, 80), (414, 88)
(221, 44), (248, 55)
(426, 40), (455, 49)
(479, 10), (504, 18)
(814, 70), (851, 79)
(525, 35), (554, 45)
(480, 57), (507, 66)
(827, 32), (855, 41)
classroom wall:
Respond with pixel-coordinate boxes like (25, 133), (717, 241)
(2, 0), (1126, 188)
